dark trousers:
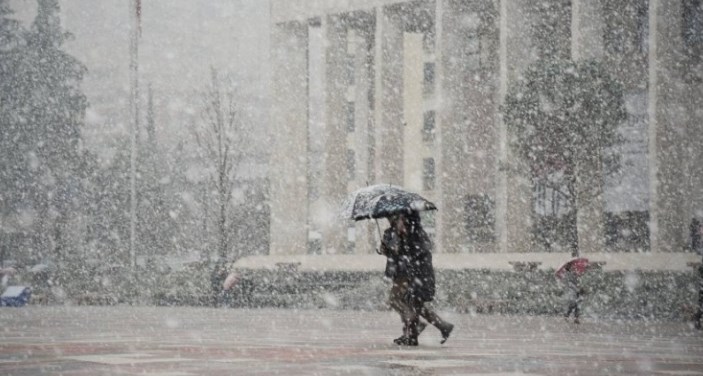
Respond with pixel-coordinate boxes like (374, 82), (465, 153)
(388, 278), (450, 338)
(695, 276), (702, 329)
(565, 290), (583, 319)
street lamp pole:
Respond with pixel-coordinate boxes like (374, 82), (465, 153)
(128, 0), (141, 270)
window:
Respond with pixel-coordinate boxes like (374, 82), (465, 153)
(464, 34), (481, 70)
(346, 149), (356, 180)
(683, 0), (703, 54)
(465, 194), (495, 243)
(462, 13), (482, 71)
(423, 62), (435, 95)
(635, 1), (649, 54)
(307, 231), (321, 255)
(345, 226), (356, 254)
(423, 111), (435, 142)
(423, 158), (435, 191)
(346, 102), (355, 132)
(605, 24), (626, 54)
(346, 54), (355, 85)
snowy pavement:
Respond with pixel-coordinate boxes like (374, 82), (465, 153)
(0, 306), (702, 375)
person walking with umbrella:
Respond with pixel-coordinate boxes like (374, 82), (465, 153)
(381, 212), (453, 346)
(341, 184), (453, 345)
(556, 257), (589, 324)
(694, 260), (702, 330)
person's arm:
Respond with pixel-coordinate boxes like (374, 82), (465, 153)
(380, 229), (397, 256)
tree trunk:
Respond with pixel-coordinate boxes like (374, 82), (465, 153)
(567, 167), (580, 257)
(569, 207), (580, 258)
(219, 168), (227, 260)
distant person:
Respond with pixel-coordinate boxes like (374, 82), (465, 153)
(562, 262), (584, 324)
(690, 217), (702, 252)
(695, 262), (702, 330)
(380, 212), (453, 346)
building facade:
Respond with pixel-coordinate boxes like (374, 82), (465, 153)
(269, 0), (703, 255)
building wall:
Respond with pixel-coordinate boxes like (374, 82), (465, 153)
(268, 0), (703, 255)
(269, 21), (309, 255)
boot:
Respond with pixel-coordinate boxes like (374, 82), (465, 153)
(418, 305), (453, 344)
(404, 320), (420, 346)
(439, 322), (454, 344)
(393, 321), (426, 345)
(395, 336), (418, 346)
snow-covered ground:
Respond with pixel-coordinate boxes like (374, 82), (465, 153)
(1, 306), (701, 375)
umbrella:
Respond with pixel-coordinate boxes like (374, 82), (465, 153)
(341, 184), (437, 221)
(222, 271), (240, 291)
(29, 263), (56, 273)
(0, 267), (17, 276)
(555, 257), (590, 279)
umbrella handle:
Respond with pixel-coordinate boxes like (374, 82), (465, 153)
(375, 219), (383, 255)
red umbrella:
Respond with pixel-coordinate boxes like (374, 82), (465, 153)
(555, 257), (590, 279)
(0, 267), (17, 275)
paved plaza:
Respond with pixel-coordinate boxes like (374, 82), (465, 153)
(1, 306), (702, 375)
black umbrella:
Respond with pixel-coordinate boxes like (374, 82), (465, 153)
(341, 184), (437, 221)
(341, 184), (437, 255)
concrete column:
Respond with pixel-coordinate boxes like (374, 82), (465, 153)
(349, 26), (375, 254)
(648, 0), (687, 252)
(436, 0), (466, 254)
(269, 21), (309, 255)
(373, 7), (404, 185)
(437, 0), (499, 253)
(572, 0), (606, 254)
(321, 15), (349, 255)
(403, 32), (425, 193)
(307, 20), (327, 254)
(497, 0), (536, 252)
(571, 0), (605, 61)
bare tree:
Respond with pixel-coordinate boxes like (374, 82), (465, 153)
(503, 59), (626, 256)
(192, 68), (245, 261)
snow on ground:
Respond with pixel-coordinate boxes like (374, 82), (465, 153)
(0, 306), (701, 375)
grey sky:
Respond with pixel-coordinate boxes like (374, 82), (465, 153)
(9, 0), (271, 158)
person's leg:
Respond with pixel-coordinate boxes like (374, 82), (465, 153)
(565, 299), (575, 319)
(388, 281), (405, 314)
(573, 291), (582, 324)
(399, 302), (420, 346)
(419, 304), (454, 344)
(697, 276), (703, 329)
(389, 279), (416, 344)
(564, 287), (577, 319)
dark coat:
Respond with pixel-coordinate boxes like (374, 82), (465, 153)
(380, 220), (436, 303)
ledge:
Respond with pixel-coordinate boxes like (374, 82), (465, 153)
(233, 252), (702, 272)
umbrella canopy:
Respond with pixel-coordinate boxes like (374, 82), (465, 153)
(341, 184), (437, 221)
(555, 257), (590, 279)
(0, 267), (17, 276)
(29, 263), (56, 273)
(222, 271), (240, 291)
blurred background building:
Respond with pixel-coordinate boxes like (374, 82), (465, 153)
(4, 0), (702, 262)
(268, 0), (703, 256)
